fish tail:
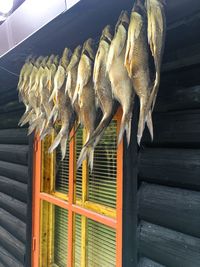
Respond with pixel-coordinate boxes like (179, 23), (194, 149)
(48, 105), (58, 124)
(84, 114), (112, 148)
(39, 119), (47, 138)
(60, 136), (68, 160)
(76, 145), (94, 172)
(137, 98), (147, 146)
(27, 119), (39, 135)
(146, 110), (153, 141)
(76, 146), (88, 170)
(88, 146), (94, 172)
(118, 113), (132, 146)
(18, 110), (28, 126)
(48, 132), (62, 153)
(20, 110), (33, 126)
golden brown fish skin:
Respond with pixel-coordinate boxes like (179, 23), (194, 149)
(37, 55), (58, 138)
(48, 86), (76, 160)
(125, 0), (153, 145)
(76, 38), (97, 171)
(66, 45), (82, 118)
(84, 25), (114, 149)
(107, 11), (135, 146)
(145, 0), (166, 112)
(19, 56), (44, 126)
(50, 48), (71, 102)
(27, 56), (49, 135)
(48, 48), (76, 160)
(72, 38), (95, 105)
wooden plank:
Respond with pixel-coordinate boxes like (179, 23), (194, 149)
(139, 148), (200, 189)
(0, 144), (28, 165)
(0, 192), (26, 222)
(0, 161), (28, 183)
(138, 257), (165, 267)
(0, 208), (26, 244)
(0, 111), (24, 129)
(142, 110), (200, 146)
(0, 176), (27, 202)
(0, 246), (23, 267)
(0, 225), (25, 264)
(138, 183), (200, 238)
(0, 128), (28, 145)
(138, 221), (200, 267)
(155, 85), (200, 112)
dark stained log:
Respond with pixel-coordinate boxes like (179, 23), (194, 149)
(25, 134), (34, 267)
(139, 148), (200, 190)
(138, 221), (200, 267)
(0, 209), (26, 243)
(138, 257), (165, 267)
(0, 176), (27, 202)
(0, 89), (18, 106)
(0, 111), (24, 129)
(123, 101), (139, 266)
(0, 100), (24, 113)
(0, 225), (25, 263)
(155, 85), (200, 112)
(0, 128), (28, 145)
(0, 246), (23, 267)
(0, 193), (26, 222)
(0, 161), (28, 183)
(138, 183), (200, 238)
(142, 110), (200, 146)
(0, 145), (28, 165)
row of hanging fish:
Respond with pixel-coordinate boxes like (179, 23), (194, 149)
(17, 0), (166, 171)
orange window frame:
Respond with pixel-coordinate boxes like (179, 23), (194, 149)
(32, 109), (123, 267)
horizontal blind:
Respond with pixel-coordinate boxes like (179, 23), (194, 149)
(76, 128), (83, 199)
(55, 144), (69, 194)
(74, 214), (81, 266)
(54, 206), (68, 267)
(87, 219), (116, 267)
(88, 120), (117, 208)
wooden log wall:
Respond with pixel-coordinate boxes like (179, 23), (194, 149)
(0, 89), (32, 267)
(137, 28), (200, 267)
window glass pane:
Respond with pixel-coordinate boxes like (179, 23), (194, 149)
(40, 201), (68, 267)
(55, 144), (69, 194)
(88, 120), (117, 208)
(74, 214), (81, 266)
(54, 206), (68, 267)
(87, 219), (116, 267)
(76, 127), (83, 199)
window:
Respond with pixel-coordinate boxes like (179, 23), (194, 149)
(32, 110), (123, 267)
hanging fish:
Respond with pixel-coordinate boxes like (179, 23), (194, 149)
(107, 10), (135, 146)
(48, 48), (76, 160)
(27, 56), (49, 135)
(145, 0), (166, 113)
(83, 25), (115, 151)
(66, 45), (82, 120)
(39, 55), (59, 139)
(124, 0), (153, 145)
(76, 38), (97, 171)
(18, 56), (44, 127)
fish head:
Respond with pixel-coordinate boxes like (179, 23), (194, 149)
(35, 56), (44, 68)
(82, 38), (95, 60)
(115, 10), (129, 33)
(60, 47), (72, 69)
(74, 45), (82, 57)
(47, 54), (55, 68)
(54, 55), (59, 67)
(101, 25), (113, 44)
